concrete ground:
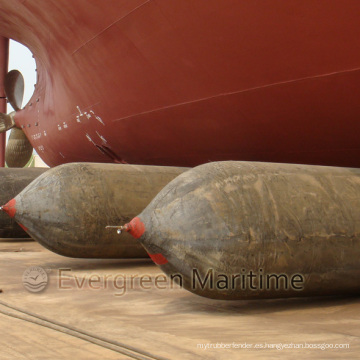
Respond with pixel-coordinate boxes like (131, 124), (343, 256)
(0, 239), (358, 359)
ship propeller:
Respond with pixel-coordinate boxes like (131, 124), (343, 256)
(5, 69), (24, 111)
(0, 70), (33, 167)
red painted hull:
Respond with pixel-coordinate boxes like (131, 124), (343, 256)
(0, 1), (360, 167)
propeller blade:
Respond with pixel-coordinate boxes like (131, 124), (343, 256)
(0, 112), (15, 133)
(5, 128), (33, 168)
(4, 70), (24, 111)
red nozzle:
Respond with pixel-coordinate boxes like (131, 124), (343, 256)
(123, 217), (145, 239)
(1, 198), (16, 218)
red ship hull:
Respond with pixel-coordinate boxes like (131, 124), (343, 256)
(0, 0), (360, 167)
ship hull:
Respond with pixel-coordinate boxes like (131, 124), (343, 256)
(0, 1), (360, 167)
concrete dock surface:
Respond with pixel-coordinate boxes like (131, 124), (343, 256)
(0, 239), (358, 359)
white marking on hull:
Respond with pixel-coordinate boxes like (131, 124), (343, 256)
(85, 133), (95, 145)
(75, 106), (104, 125)
(32, 133), (42, 140)
(96, 131), (107, 143)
